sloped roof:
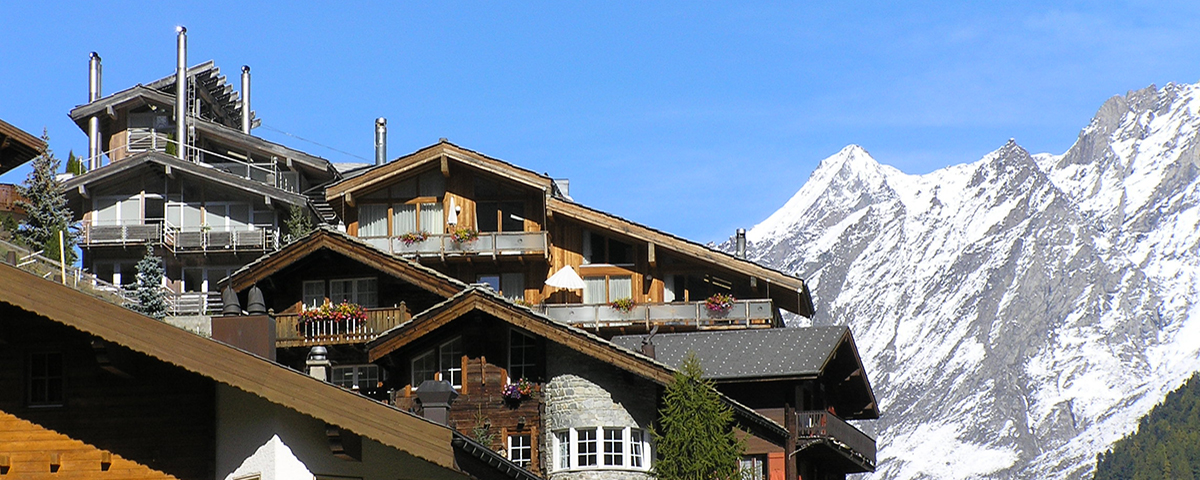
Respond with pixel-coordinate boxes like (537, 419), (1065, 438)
(190, 118), (337, 179)
(611, 327), (848, 379)
(61, 150), (308, 208)
(0, 118), (45, 175)
(367, 286), (791, 445)
(221, 226), (467, 296)
(144, 60), (243, 129)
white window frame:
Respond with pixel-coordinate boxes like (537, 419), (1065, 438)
(329, 277), (378, 308)
(507, 434), (532, 467)
(302, 280), (326, 308)
(411, 336), (463, 390)
(552, 427), (650, 473)
(331, 364), (380, 391)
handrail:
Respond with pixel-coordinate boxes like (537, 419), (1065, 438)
(796, 410), (876, 468)
(362, 231), (549, 258)
(274, 305), (411, 347)
(80, 218), (278, 253)
(75, 136), (287, 191)
(538, 298), (776, 331)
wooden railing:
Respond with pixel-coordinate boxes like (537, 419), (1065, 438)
(538, 299), (776, 331)
(274, 305), (410, 347)
(360, 231), (549, 258)
(796, 410), (876, 468)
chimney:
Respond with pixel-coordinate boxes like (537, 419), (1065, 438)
(240, 66), (252, 135)
(175, 26), (188, 160)
(88, 52), (103, 169)
(246, 285), (267, 315)
(735, 228), (746, 259)
(306, 347), (331, 381)
(220, 285), (241, 315)
(374, 117), (387, 165)
(640, 325), (658, 359)
(415, 380), (459, 425)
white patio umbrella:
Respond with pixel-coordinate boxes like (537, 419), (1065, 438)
(447, 198), (459, 226)
(544, 265), (586, 290)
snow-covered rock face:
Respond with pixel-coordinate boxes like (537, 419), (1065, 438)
(739, 83), (1200, 479)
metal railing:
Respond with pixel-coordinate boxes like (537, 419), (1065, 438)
(81, 219), (279, 253)
(274, 305), (411, 347)
(77, 136), (296, 192)
(0, 237), (135, 306)
(538, 298), (776, 331)
(796, 410), (876, 467)
(361, 231), (549, 258)
(165, 291), (223, 316)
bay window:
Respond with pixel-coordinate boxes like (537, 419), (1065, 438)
(552, 427), (651, 472)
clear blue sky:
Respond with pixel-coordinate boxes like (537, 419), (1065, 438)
(4, 2), (1200, 242)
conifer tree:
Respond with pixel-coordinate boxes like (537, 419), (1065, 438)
(653, 353), (745, 480)
(283, 205), (314, 243)
(65, 150), (86, 175)
(126, 245), (167, 320)
(15, 130), (77, 263)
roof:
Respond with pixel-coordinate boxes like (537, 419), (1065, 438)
(547, 196), (815, 316)
(190, 118), (337, 180)
(0, 118), (46, 175)
(368, 286), (790, 445)
(611, 327), (849, 380)
(221, 226), (468, 295)
(68, 85), (176, 128)
(0, 262), (457, 471)
(326, 140), (556, 203)
(61, 150), (308, 209)
(144, 61), (243, 129)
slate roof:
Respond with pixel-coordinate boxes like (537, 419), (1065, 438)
(610, 326), (849, 380)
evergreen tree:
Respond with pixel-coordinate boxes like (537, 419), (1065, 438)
(653, 353), (745, 480)
(283, 205), (314, 243)
(65, 150), (86, 175)
(1095, 372), (1200, 479)
(15, 130), (77, 263)
(126, 245), (167, 320)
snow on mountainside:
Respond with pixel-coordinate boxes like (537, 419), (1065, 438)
(739, 83), (1200, 479)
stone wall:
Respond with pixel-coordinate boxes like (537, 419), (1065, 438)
(542, 343), (657, 480)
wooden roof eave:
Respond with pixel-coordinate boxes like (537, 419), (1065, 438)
(222, 228), (465, 297)
(0, 263), (459, 470)
(61, 151), (309, 209)
(816, 328), (879, 420)
(546, 197), (814, 316)
(367, 289), (790, 446)
(68, 86), (175, 128)
(325, 142), (553, 203)
(0, 118), (45, 175)
(190, 119), (336, 180)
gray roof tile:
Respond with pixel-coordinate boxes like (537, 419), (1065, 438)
(610, 327), (848, 380)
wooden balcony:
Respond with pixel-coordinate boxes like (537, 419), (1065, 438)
(81, 220), (279, 253)
(274, 306), (411, 348)
(796, 410), (876, 473)
(360, 231), (548, 259)
(537, 299), (778, 333)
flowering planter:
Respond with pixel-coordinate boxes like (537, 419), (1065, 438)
(297, 301), (367, 336)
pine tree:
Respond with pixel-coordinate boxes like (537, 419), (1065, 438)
(126, 245), (167, 320)
(653, 353), (745, 480)
(15, 130), (77, 263)
(283, 205), (313, 243)
(65, 150), (86, 175)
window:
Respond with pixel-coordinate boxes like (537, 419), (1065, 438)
(508, 434), (532, 467)
(331, 364), (380, 391)
(582, 275), (632, 304)
(477, 201), (525, 233)
(359, 204), (389, 237)
(740, 455), (767, 480)
(582, 231), (634, 265)
(477, 273), (526, 300)
(553, 427), (650, 472)
(603, 428), (624, 466)
(329, 278), (378, 308)
(508, 330), (536, 381)
(28, 351), (64, 407)
(303, 280), (326, 308)
(577, 428), (598, 467)
(412, 337), (463, 389)
(359, 170), (446, 237)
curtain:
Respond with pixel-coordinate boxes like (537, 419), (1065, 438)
(359, 205), (388, 237)
(583, 277), (607, 304)
(420, 203), (444, 234)
(392, 204), (416, 234)
(609, 276), (632, 300)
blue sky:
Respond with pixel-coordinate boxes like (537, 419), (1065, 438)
(4, 2), (1200, 242)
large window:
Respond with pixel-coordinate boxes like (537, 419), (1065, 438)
(412, 337), (463, 389)
(508, 330), (537, 382)
(329, 278), (378, 308)
(331, 364), (380, 391)
(303, 280), (326, 308)
(477, 201), (525, 233)
(28, 351), (64, 407)
(508, 434), (532, 467)
(582, 231), (634, 265)
(582, 275), (633, 304)
(359, 170), (446, 237)
(552, 427), (650, 472)
(477, 273), (526, 300)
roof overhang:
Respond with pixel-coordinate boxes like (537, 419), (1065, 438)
(547, 197), (815, 316)
(221, 227), (466, 295)
(190, 119), (337, 181)
(68, 85), (175, 131)
(62, 151), (308, 209)
(0, 118), (45, 175)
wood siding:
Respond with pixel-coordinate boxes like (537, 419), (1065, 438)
(0, 409), (180, 480)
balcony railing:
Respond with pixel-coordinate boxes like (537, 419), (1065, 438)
(274, 305), (411, 348)
(361, 231), (548, 258)
(796, 410), (876, 471)
(537, 299), (776, 331)
(82, 220), (279, 253)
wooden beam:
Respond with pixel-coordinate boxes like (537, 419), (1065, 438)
(344, 191), (355, 207)
(77, 184), (88, 199)
(441, 156), (450, 177)
(647, 242), (656, 267)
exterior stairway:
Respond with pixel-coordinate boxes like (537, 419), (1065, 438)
(305, 190), (340, 226)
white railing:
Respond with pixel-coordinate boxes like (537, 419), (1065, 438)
(80, 219), (278, 253)
(361, 231), (549, 258)
(538, 299), (776, 330)
(76, 137), (296, 192)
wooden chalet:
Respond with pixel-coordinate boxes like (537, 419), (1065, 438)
(325, 140), (814, 338)
(0, 261), (540, 480)
(364, 286), (791, 479)
(613, 328), (879, 479)
(0, 118), (46, 175)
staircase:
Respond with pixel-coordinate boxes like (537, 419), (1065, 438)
(305, 190), (340, 226)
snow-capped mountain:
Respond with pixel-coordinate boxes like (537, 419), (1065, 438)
(740, 83), (1200, 479)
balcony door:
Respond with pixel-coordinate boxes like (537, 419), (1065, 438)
(93, 195), (140, 226)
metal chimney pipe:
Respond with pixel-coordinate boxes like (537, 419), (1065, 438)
(241, 66), (252, 135)
(374, 117), (387, 165)
(88, 52), (102, 169)
(735, 228), (747, 259)
(175, 26), (188, 160)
